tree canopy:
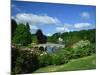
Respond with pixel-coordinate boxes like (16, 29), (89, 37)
(12, 23), (32, 46)
(11, 19), (17, 38)
(35, 29), (47, 44)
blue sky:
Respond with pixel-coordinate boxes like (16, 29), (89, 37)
(11, 1), (96, 36)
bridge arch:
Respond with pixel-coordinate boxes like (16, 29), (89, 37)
(33, 43), (65, 52)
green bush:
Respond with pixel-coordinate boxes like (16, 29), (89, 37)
(12, 42), (96, 74)
(11, 47), (19, 74)
(12, 48), (39, 74)
(50, 48), (71, 65)
(38, 48), (71, 66)
(51, 53), (66, 65)
(38, 53), (52, 67)
(71, 43), (96, 59)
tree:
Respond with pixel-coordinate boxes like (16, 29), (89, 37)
(13, 23), (32, 46)
(31, 34), (37, 44)
(26, 22), (30, 31)
(35, 29), (47, 44)
(26, 23), (32, 44)
(11, 19), (17, 38)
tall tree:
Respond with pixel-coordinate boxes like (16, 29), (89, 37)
(13, 23), (32, 46)
(11, 19), (17, 38)
(35, 29), (47, 44)
(26, 22), (30, 31)
(26, 23), (32, 44)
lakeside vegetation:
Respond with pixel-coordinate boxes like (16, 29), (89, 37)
(35, 54), (96, 73)
(11, 19), (96, 74)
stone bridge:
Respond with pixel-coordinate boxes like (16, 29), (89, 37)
(33, 43), (65, 52)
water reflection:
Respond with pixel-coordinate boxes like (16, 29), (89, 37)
(46, 46), (58, 53)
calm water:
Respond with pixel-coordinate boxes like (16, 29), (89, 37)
(46, 46), (58, 53)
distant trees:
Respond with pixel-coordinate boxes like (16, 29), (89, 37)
(48, 29), (96, 46)
(36, 29), (47, 44)
(47, 33), (60, 43)
(12, 23), (32, 46)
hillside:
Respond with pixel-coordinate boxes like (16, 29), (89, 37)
(47, 29), (96, 46)
(34, 54), (96, 73)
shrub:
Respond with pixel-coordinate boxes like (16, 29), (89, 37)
(38, 53), (52, 67)
(72, 40), (90, 49)
(71, 41), (96, 59)
(11, 46), (19, 74)
(12, 48), (39, 74)
(50, 48), (71, 65)
(51, 53), (66, 65)
(38, 48), (71, 66)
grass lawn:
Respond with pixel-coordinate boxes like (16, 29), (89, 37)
(34, 54), (96, 73)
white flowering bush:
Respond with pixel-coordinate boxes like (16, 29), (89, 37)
(71, 40), (95, 58)
(40, 51), (47, 56)
(72, 40), (90, 49)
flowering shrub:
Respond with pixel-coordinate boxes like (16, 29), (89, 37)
(71, 40), (95, 58)
(11, 47), (39, 74)
(72, 40), (90, 49)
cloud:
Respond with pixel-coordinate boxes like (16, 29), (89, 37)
(56, 23), (74, 33)
(12, 13), (94, 34)
(29, 25), (39, 34)
(46, 33), (52, 36)
(56, 27), (64, 31)
(63, 23), (73, 28)
(81, 12), (90, 19)
(74, 23), (91, 29)
(56, 26), (70, 33)
(13, 13), (61, 25)
(30, 29), (37, 34)
(12, 13), (61, 34)
(30, 25), (38, 30)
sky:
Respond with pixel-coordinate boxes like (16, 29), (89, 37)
(11, 1), (96, 36)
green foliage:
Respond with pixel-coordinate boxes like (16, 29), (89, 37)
(11, 47), (19, 74)
(37, 41), (95, 67)
(38, 48), (71, 66)
(47, 33), (60, 43)
(48, 29), (96, 46)
(31, 34), (37, 44)
(71, 43), (96, 59)
(12, 23), (32, 46)
(51, 54), (66, 65)
(12, 48), (39, 74)
(26, 22), (30, 31)
(51, 48), (71, 65)
(11, 19), (17, 38)
(12, 28), (96, 74)
(38, 53), (52, 67)
(36, 29), (47, 44)
(34, 54), (96, 73)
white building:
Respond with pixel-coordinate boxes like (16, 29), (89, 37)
(58, 37), (63, 44)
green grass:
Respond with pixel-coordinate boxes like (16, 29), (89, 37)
(34, 54), (96, 73)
